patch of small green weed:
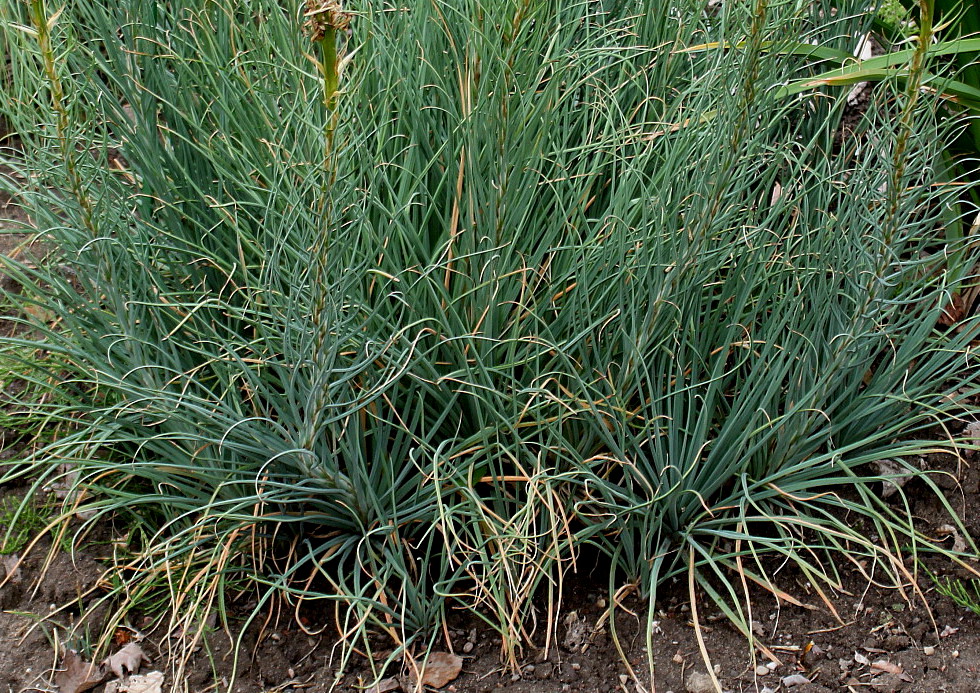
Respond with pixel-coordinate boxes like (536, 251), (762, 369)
(0, 494), (52, 555)
(0, 342), (66, 444)
(927, 568), (980, 617)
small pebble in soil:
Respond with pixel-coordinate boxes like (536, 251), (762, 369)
(685, 670), (714, 693)
(755, 664), (769, 676)
(923, 646), (935, 656)
(462, 641), (474, 654)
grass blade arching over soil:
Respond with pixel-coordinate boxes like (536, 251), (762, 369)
(1, 0), (978, 682)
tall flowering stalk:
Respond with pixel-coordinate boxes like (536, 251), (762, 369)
(304, 0), (351, 176)
(861, 0), (935, 313)
(302, 1), (353, 456)
(28, 0), (97, 237)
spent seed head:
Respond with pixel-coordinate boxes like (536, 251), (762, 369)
(304, 0), (352, 41)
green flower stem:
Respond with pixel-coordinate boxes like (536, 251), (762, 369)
(28, 0), (97, 237)
(888, 0), (934, 217)
(304, 21), (343, 455)
(318, 25), (340, 184)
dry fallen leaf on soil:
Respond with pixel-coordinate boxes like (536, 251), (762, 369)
(22, 302), (57, 324)
(853, 651), (870, 666)
(418, 652), (463, 688)
(113, 628), (134, 646)
(940, 625), (959, 638)
(363, 677), (401, 693)
(780, 673), (811, 687)
(936, 525), (969, 553)
(964, 421), (980, 456)
(124, 671), (165, 693)
(562, 610), (592, 652)
(54, 650), (108, 693)
(41, 463), (96, 519)
(1, 554), (22, 584)
(872, 459), (912, 498)
(104, 671), (165, 693)
(871, 660), (903, 675)
(104, 642), (150, 679)
(939, 290), (967, 327)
